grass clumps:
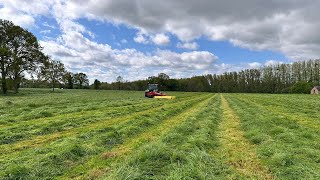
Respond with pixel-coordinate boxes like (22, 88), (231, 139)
(224, 94), (320, 179)
(5, 100), (14, 106)
(104, 95), (231, 179)
(4, 164), (30, 180)
(38, 111), (54, 118)
(114, 144), (185, 179)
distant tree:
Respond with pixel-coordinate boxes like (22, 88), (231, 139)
(74, 72), (89, 89)
(93, 79), (101, 90)
(147, 76), (157, 84)
(187, 76), (207, 92)
(0, 19), (44, 94)
(157, 73), (169, 90)
(100, 82), (111, 90)
(290, 81), (313, 94)
(116, 75), (123, 90)
(158, 73), (169, 80)
(166, 79), (179, 91)
(40, 58), (65, 91)
(63, 72), (74, 89)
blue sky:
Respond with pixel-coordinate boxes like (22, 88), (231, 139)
(34, 17), (287, 63)
(1, 0), (318, 82)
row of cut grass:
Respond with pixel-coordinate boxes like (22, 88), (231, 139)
(0, 90), (202, 127)
(216, 95), (273, 179)
(0, 92), (198, 145)
(235, 94), (320, 130)
(0, 93), (210, 155)
(83, 94), (219, 179)
(3, 90), (319, 179)
(0, 93), (212, 179)
(0, 91), (145, 123)
(224, 94), (320, 179)
(58, 94), (216, 179)
(234, 93), (320, 120)
(0, 100), (166, 144)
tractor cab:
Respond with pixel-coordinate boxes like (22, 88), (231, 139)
(148, 84), (159, 92)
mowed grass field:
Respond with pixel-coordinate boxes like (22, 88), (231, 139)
(1, 89), (320, 179)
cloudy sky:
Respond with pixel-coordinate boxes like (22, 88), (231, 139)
(1, 0), (319, 82)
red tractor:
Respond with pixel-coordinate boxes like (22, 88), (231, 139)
(145, 84), (166, 98)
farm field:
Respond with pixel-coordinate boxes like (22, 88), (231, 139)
(1, 89), (320, 179)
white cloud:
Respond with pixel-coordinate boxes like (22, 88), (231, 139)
(0, 0), (54, 27)
(248, 62), (262, 69)
(0, 5), (35, 27)
(41, 0), (319, 60)
(39, 30), (218, 82)
(177, 42), (199, 50)
(264, 60), (284, 66)
(1, 0), (220, 82)
(2, 0), (320, 60)
(40, 30), (51, 34)
(2, 0), (320, 82)
(43, 22), (56, 29)
(133, 33), (148, 44)
(151, 33), (170, 46)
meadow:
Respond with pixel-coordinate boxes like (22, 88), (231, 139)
(0, 89), (320, 179)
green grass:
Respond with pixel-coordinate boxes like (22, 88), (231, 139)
(1, 89), (320, 179)
(224, 94), (320, 179)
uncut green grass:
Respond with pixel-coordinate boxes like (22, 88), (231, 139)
(224, 94), (320, 179)
(0, 89), (210, 179)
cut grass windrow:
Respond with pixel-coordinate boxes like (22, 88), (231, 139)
(224, 94), (320, 179)
(234, 94), (320, 118)
(1, 94), (212, 178)
(217, 95), (274, 179)
(0, 94), (211, 156)
(0, 100), (166, 145)
(2, 90), (320, 179)
(1, 91), (148, 124)
(1, 99), (158, 128)
(0, 93), (203, 145)
(1, 91), (201, 127)
(115, 94), (216, 156)
(235, 95), (320, 130)
(104, 95), (228, 179)
(0, 91), (202, 130)
(2, 98), (151, 124)
(60, 94), (216, 179)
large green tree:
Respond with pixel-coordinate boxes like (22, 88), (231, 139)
(93, 79), (101, 90)
(116, 75), (123, 90)
(0, 19), (44, 94)
(40, 58), (65, 91)
(74, 72), (89, 89)
(63, 72), (74, 89)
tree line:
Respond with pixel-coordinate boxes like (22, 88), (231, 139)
(0, 19), (89, 94)
(89, 60), (320, 94)
(206, 59), (320, 93)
